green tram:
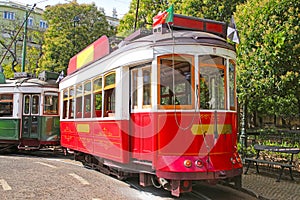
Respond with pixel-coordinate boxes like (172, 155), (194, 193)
(0, 71), (60, 151)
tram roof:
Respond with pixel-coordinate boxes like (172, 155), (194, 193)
(67, 14), (234, 75)
(0, 77), (58, 88)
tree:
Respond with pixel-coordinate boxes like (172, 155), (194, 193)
(176, 0), (246, 22)
(39, 1), (115, 73)
(117, 0), (170, 36)
(235, 0), (300, 124)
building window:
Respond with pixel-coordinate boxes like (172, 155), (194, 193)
(39, 20), (48, 29)
(28, 17), (34, 27)
(3, 11), (15, 20)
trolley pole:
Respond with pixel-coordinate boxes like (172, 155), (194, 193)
(21, 10), (28, 72)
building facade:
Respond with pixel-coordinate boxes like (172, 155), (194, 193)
(0, 0), (47, 74)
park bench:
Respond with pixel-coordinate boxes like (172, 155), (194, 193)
(244, 144), (300, 182)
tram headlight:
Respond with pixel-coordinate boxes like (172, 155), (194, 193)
(184, 160), (192, 168)
(230, 157), (236, 164)
(195, 160), (204, 168)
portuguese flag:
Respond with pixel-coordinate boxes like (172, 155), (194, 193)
(152, 5), (174, 27)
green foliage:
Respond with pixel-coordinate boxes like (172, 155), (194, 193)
(176, 0), (246, 22)
(117, 0), (170, 36)
(235, 0), (300, 120)
(39, 2), (115, 73)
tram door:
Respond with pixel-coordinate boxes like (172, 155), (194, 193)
(22, 94), (40, 139)
(130, 65), (153, 161)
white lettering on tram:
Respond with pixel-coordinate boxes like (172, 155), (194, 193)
(69, 173), (90, 185)
(0, 179), (12, 191)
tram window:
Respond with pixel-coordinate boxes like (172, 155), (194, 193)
(199, 55), (226, 110)
(229, 60), (236, 110)
(131, 70), (138, 109)
(143, 68), (151, 107)
(0, 94), (13, 117)
(158, 55), (194, 109)
(76, 84), (83, 118)
(24, 95), (30, 114)
(32, 95), (39, 115)
(93, 77), (102, 117)
(84, 81), (91, 118)
(104, 72), (115, 117)
(44, 94), (58, 115)
(69, 87), (75, 118)
(94, 93), (102, 117)
(63, 89), (68, 119)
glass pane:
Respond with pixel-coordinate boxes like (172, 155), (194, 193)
(24, 95), (30, 114)
(0, 94), (13, 117)
(94, 93), (102, 117)
(32, 95), (39, 114)
(93, 77), (102, 91)
(131, 70), (138, 109)
(159, 56), (192, 106)
(76, 96), (82, 118)
(200, 66), (225, 110)
(63, 89), (68, 99)
(143, 68), (151, 106)
(104, 88), (115, 117)
(105, 73), (115, 87)
(229, 60), (236, 110)
(76, 84), (83, 97)
(70, 88), (74, 98)
(84, 81), (91, 94)
(44, 94), (58, 115)
(84, 94), (91, 118)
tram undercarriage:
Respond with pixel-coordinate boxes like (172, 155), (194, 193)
(74, 151), (241, 197)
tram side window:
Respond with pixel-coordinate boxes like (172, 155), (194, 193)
(229, 60), (236, 110)
(84, 81), (91, 118)
(69, 88), (75, 118)
(199, 55), (226, 110)
(76, 84), (83, 118)
(131, 70), (138, 109)
(63, 89), (68, 119)
(44, 94), (58, 115)
(93, 77), (102, 117)
(158, 55), (194, 109)
(143, 67), (151, 107)
(104, 72), (115, 117)
(0, 94), (13, 117)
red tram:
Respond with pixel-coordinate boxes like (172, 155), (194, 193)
(59, 14), (242, 196)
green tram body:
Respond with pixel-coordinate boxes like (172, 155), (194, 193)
(0, 72), (60, 150)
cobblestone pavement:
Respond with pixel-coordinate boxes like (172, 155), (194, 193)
(242, 168), (300, 200)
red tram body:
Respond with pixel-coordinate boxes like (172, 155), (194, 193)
(59, 14), (243, 196)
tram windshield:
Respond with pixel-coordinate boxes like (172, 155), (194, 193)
(44, 93), (58, 115)
(158, 54), (194, 109)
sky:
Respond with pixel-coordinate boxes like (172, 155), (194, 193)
(17, 0), (131, 18)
